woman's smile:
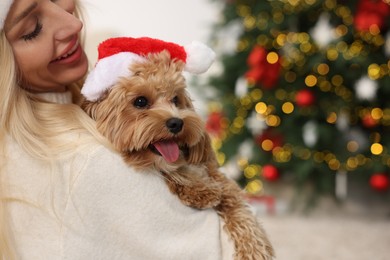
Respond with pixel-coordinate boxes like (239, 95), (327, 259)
(50, 37), (82, 64)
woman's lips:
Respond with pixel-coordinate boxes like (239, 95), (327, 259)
(50, 39), (82, 64)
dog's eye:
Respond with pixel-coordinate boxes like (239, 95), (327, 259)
(172, 96), (179, 106)
(134, 96), (149, 108)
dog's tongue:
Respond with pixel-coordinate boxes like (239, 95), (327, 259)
(153, 140), (180, 163)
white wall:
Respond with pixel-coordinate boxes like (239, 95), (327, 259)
(83, 0), (220, 63)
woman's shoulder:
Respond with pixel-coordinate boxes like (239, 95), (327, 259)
(62, 141), (228, 260)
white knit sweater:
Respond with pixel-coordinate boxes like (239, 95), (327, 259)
(4, 92), (234, 260)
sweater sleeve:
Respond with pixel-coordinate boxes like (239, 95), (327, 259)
(62, 145), (234, 260)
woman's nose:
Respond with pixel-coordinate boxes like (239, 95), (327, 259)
(49, 5), (83, 41)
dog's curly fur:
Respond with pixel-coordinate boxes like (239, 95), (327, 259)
(81, 51), (275, 260)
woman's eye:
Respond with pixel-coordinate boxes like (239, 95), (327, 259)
(22, 20), (42, 41)
(134, 96), (149, 108)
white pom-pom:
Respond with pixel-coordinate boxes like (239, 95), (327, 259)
(184, 41), (216, 74)
(81, 53), (146, 101)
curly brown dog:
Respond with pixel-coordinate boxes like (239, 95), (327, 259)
(81, 47), (274, 260)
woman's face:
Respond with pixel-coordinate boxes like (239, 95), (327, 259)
(4, 0), (88, 92)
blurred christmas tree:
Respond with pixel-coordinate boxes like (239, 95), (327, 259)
(204, 0), (390, 200)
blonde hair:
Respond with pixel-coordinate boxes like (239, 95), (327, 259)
(0, 1), (107, 258)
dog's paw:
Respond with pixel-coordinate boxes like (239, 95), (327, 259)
(170, 182), (222, 209)
(184, 184), (223, 209)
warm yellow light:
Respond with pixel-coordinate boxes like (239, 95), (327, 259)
(238, 158), (249, 169)
(335, 25), (348, 37)
(369, 24), (380, 35)
(298, 33), (310, 43)
(317, 64), (330, 75)
(313, 152), (325, 163)
(331, 75), (343, 86)
(244, 165), (258, 179)
(327, 48), (339, 61)
(217, 152), (226, 165)
(240, 96), (252, 106)
(299, 148), (312, 160)
(346, 157), (358, 169)
(267, 52), (279, 64)
(273, 11), (284, 24)
(371, 143), (383, 155)
(288, 0), (300, 7)
(233, 117), (245, 128)
(324, 0), (337, 9)
(245, 180), (263, 194)
(261, 140), (274, 151)
(243, 16), (256, 30)
(350, 41), (363, 55)
(327, 112), (338, 124)
(250, 89), (263, 101)
(368, 64), (381, 80)
(371, 108), (383, 120)
(276, 34), (287, 47)
(336, 41), (348, 53)
(282, 102), (295, 114)
(255, 102), (268, 115)
(300, 43), (312, 53)
(305, 75), (317, 87)
(266, 115), (281, 127)
(273, 147), (292, 163)
(328, 158), (340, 170)
(305, 0), (316, 6)
(319, 81), (332, 92)
(237, 5), (251, 17)
(212, 139), (222, 150)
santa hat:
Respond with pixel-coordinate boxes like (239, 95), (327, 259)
(81, 37), (216, 101)
(0, 0), (14, 30)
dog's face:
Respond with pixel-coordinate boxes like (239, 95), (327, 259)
(82, 51), (211, 172)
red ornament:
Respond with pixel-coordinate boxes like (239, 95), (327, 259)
(262, 164), (280, 182)
(362, 113), (378, 128)
(205, 111), (225, 137)
(256, 129), (284, 152)
(245, 67), (265, 85)
(245, 46), (281, 89)
(247, 46), (267, 67)
(354, 0), (390, 31)
(369, 173), (389, 192)
(295, 89), (315, 107)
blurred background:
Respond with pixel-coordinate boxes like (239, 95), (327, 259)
(83, 0), (390, 259)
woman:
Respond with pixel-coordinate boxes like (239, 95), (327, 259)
(0, 0), (234, 259)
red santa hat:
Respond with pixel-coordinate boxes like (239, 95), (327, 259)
(82, 37), (216, 101)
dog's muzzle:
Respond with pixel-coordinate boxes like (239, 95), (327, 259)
(166, 118), (183, 134)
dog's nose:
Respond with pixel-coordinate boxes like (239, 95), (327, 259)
(166, 118), (183, 134)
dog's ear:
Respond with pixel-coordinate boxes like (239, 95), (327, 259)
(187, 132), (217, 165)
(81, 100), (97, 120)
(81, 90), (110, 120)
(182, 91), (195, 110)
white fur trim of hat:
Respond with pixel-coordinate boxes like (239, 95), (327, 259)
(81, 37), (216, 102)
(0, 0), (13, 30)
